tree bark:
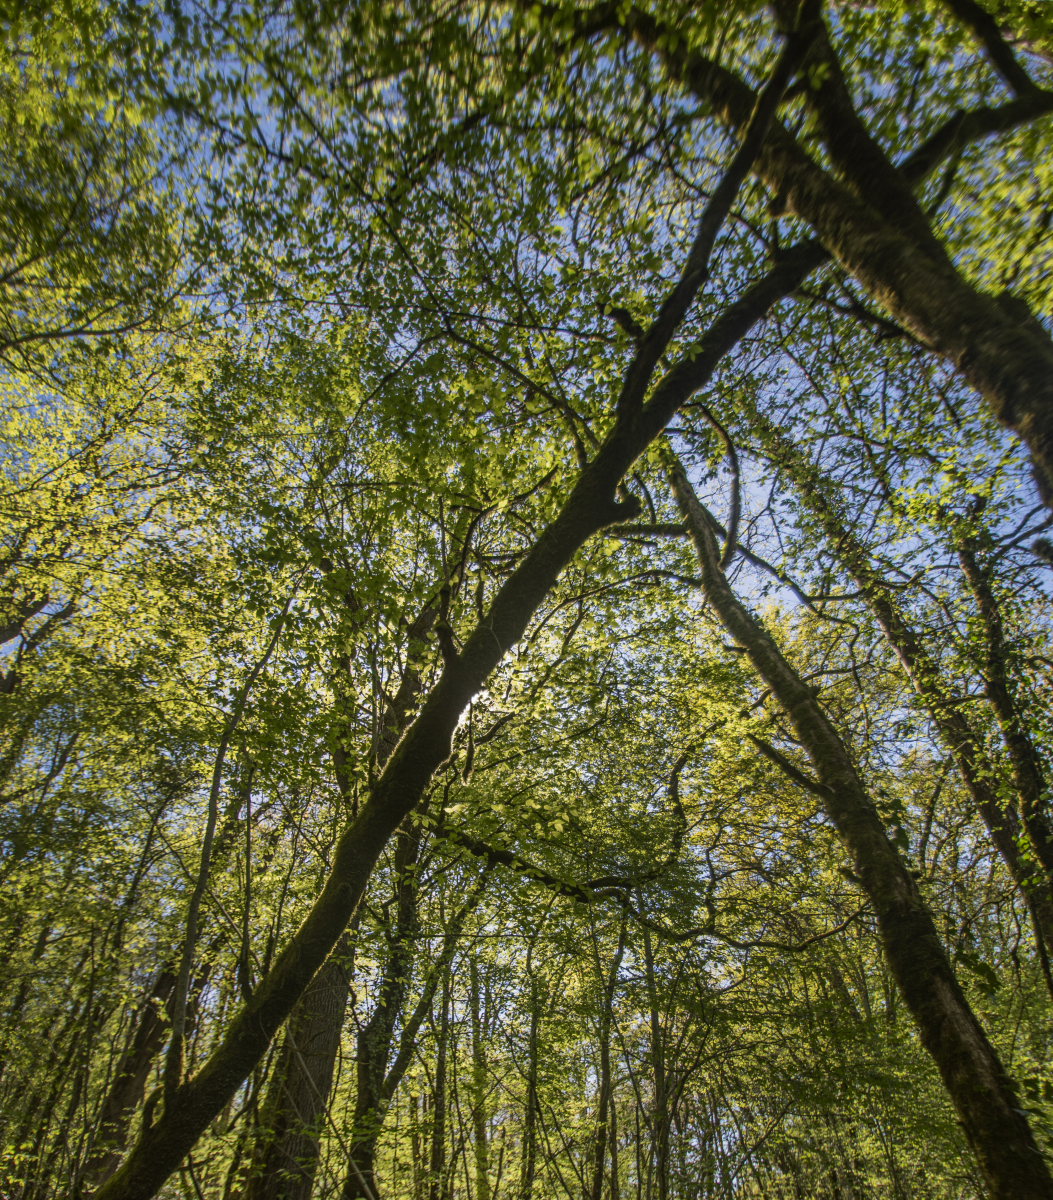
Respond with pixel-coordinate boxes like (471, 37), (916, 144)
(669, 456), (1053, 1200)
(958, 534), (1053, 875)
(519, 984), (539, 1200)
(245, 598), (440, 1200)
(242, 933), (352, 1200)
(428, 973), (450, 1200)
(339, 870), (489, 1200)
(469, 958), (490, 1200)
(587, 916), (627, 1200)
(164, 609), (291, 1102)
(641, 924), (668, 1200)
(78, 971), (176, 1190)
(342, 825), (424, 1200)
(607, 1088), (619, 1200)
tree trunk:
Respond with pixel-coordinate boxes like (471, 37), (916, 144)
(78, 970), (176, 1190)
(340, 871), (490, 1200)
(249, 599), (440, 1200)
(77, 803), (263, 1194)
(745, 406), (1053, 967)
(641, 925), (668, 1200)
(607, 1089), (619, 1200)
(469, 958), (490, 1200)
(520, 985), (539, 1200)
(957, 535), (1053, 875)
(428, 974), (450, 1200)
(412, 1094), (425, 1200)
(342, 826), (424, 1200)
(243, 933), (352, 1200)
(588, 917), (627, 1200)
(670, 456), (1053, 1200)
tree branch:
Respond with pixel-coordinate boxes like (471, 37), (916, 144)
(748, 733), (833, 799)
(610, 18), (818, 421)
(629, 902), (870, 952)
(943, 0), (1043, 96)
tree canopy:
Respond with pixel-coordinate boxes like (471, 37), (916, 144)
(2, 1), (1053, 1198)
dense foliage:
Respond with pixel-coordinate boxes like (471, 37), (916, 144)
(2, 0), (1053, 1197)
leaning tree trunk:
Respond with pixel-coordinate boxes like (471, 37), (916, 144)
(669, 455), (1053, 1200)
(744, 406), (1053, 974)
(92, 259), (817, 1196)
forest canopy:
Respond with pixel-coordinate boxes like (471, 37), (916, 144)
(3, 0), (1053, 1198)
